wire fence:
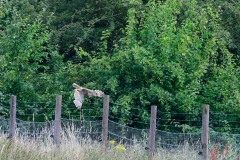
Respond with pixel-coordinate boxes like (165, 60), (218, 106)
(0, 99), (240, 155)
(0, 116), (239, 152)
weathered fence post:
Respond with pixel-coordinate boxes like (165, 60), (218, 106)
(148, 105), (157, 160)
(54, 95), (62, 148)
(201, 104), (209, 160)
(9, 95), (16, 139)
(102, 95), (109, 151)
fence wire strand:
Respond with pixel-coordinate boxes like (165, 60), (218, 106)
(1, 99), (240, 153)
(0, 117), (239, 151)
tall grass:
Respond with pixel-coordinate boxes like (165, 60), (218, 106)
(0, 131), (202, 160)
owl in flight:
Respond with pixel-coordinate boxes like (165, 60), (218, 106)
(73, 83), (104, 109)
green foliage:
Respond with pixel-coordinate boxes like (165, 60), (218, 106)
(72, 0), (240, 130)
(213, 0), (240, 65)
(47, 0), (136, 61)
(0, 0), (239, 131)
(0, 0), (63, 109)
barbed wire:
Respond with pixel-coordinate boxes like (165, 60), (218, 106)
(72, 131), (101, 134)
(209, 119), (239, 123)
(110, 102), (150, 112)
(2, 101), (240, 115)
(16, 106), (55, 109)
(109, 111), (149, 120)
(1, 99), (240, 128)
(109, 115), (150, 125)
(158, 111), (201, 115)
(17, 101), (52, 104)
(156, 142), (200, 148)
(157, 118), (202, 123)
(109, 104), (151, 120)
(210, 112), (240, 116)
(62, 115), (102, 118)
(109, 120), (148, 131)
(63, 101), (102, 105)
(14, 102), (238, 127)
(6, 100), (103, 106)
(61, 118), (101, 123)
(16, 105), (55, 111)
(157, 124), (202, 128)
(16, 113), (54, 116)
(63, 107), (103, 112)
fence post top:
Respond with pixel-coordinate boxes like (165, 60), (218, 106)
(151, 105), (157, 110)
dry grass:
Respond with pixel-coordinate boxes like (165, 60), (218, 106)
(0, 131), (202, 160)
(210, 143), (240, 160)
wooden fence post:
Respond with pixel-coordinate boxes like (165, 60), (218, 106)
(201, 104), (209, 160)
(148, 105), (157, 160)
(9, 95), (16, 139)
(102, 95), (109, 151)
(54, 95), (62, 148)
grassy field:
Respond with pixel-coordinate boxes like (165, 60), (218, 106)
(0, 132), (202, 160)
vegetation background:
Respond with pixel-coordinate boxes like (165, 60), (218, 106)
(0, 0), (239, 133)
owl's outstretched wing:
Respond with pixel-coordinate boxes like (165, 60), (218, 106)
(73, 83), (104, 97)
(72, 83), (105, 109)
